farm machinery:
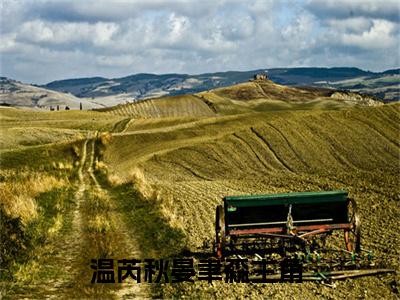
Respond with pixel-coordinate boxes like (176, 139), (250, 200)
(214, 190), (395, 282)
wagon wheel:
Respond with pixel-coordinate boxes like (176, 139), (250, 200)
(215, 205), (226, 258)
(344, 198), (361, 253)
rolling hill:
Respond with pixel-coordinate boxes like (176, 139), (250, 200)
(43, 67), (399, 102)
(100, 78), (381, 118)
(0, 77), (102, 110)
(0, 76), (399, 299)
(1, 68), (397, 110)
(102, 102), (400, 299)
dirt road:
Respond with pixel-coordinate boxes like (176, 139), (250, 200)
(4, 133), (149, 299)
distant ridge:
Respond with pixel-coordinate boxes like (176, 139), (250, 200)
(1, 67), (398, 109)
(41, 67), (400, 102)
(100, 78), (382, 119)
(45, 77), (107, 88)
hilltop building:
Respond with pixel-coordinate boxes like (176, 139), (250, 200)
(253, 73), (268, 80)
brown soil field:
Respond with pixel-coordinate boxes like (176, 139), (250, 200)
(0, 84), (399, 299)
(102, 103), (400, 299)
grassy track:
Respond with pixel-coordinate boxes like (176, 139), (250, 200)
(1, 134), (151, 299)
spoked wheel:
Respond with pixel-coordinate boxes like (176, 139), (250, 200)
(344, 198), (361, 253)
(215, 205), (226, 258)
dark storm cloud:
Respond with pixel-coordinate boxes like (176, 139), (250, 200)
(306, 0), (400, 22)
(27, 0), (228, 22)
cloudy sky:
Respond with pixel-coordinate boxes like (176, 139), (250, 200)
(1, 0), (399, 84)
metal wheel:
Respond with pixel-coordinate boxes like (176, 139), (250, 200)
(215, 205), (226, 258)
(344, 198), (361, 253)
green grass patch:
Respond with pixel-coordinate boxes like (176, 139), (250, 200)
(96, 173), (188, 299)
(99, 176), (187, 258)
(0, 141), (79, 171)
(1, 186), (75, 281)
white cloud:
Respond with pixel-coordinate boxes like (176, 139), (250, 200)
(0, 33), (18, 54)
(16, 20), (119, 47)
(95, 54), (137, 67)
(326, 17), (373, 34)
(1, 0), (399, 83)
(340, 19), (398, 49)
(281, 14), (316, 50)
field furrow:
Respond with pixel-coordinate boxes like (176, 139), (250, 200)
(250, 126), (295, 173)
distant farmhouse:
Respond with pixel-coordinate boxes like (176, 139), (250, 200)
(253, 73), (268, 80)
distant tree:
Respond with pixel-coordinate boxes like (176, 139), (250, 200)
(80, 102), (82, 110)
(65, 106), (70, 110)
(57, 105), (59, 111)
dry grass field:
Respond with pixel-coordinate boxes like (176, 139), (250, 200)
(102, 79), (382, 118)
(99, 94), (216, 118)
(102, 103), (399, 298)
(0, 82), (399, 299)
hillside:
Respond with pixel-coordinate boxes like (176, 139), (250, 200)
(42, 67), (399, 102)
(104, 103), (399, 183)
(2, 68), (397, 110)
(104, 103), (400, 298)
(0, 97), (399, 299)
(0, 77), (103, 110)
(98, 94), (216, 118)
(101, 79), (381, 118)
(315, 74), (400, 103)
